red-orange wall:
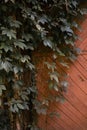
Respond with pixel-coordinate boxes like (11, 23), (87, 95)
(34, 16), (87, 130)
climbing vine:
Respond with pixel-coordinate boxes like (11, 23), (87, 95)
(0, 0), (86, 130)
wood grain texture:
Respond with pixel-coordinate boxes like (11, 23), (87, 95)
(36, 15), (87, 130)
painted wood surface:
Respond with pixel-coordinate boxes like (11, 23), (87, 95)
(36, 16), (87, 130)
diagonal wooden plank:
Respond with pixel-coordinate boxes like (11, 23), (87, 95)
(68, 78), (87, 106)
(68, 65), (87, 94)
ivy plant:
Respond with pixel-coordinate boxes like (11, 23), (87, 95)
(0, 0), (86, 130)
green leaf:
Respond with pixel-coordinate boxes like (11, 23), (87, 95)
(1, 61), (12, 72)
(10, 0), (15, 3)
(14, 104), (19, 113)
(14, 39), (26, 50)
(0, 85), (6, 96)
(5, 0), (15, 3)
(17, 103), (24, 110)
(61, 26), (73, 33)
(45, 62), (56, 71)
(60, 62), (69, 68)
(22, 33), (33, 41)
(9, 17), (22, 28)
(56, 48), (65, 56)
(49, 112), (60, 118)
(54, 85), (58, 91)
(1, 27), (16, 39)
(36, 107), (47, 115)
(43, 39), (53, 48)
(0, 85), (6, 90)
(13, 66), (19, 74)
(27, 62), (35, 70)
(49, 82), (54, 89)
(61, 81), (68, 88)
(71, 1), (78, 8)
(20, 55), (30, 63)
(21, 94), (28, 101)
(0, 0), (84, 123)
(0, 43), (13, 52)
(13, 66), (23, 73)
(0, 89), (2, 96)
(60, 97), (66, 104)
(49, 72), (59, 83)
(38, 16), (48, 24)
(10, 105), (16, 113)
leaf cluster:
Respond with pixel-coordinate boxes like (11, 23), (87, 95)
(0, 0), (85, 129)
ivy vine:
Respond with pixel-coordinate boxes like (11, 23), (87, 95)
(0, 0), (86, 130)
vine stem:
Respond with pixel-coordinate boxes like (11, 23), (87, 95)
(65, 0), (69, 11)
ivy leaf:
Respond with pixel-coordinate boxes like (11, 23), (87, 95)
(61, 81), (68, 88)
(43, 0), (47, 2)
(60, 97), (66, 104)
(60, 62), (69, 68)
(71, 1), (78, 8)
(54, 85), (58, 91)
(36, 107), (47, 115)
(20, 55), (30, 63)
(13, 66), (19, 74)
(56, 48), (65, 56)
(61, 26), (73, 33)
(45, 62), (56, 71)
(13, 104), (19, 113)
(5, 0), (8, 2)
(65, 39), (74, 45)
(5, 0), (15, 3)
(49, 72), (59, 83)
(0, 85), (6, 96)
(75, 47), (81, 54)
(0, 85), (6, 90)
(1, 61), (12, 72)
(43, 39), (53, 48)
(14, 39), (26, 50)
(61, 81), (68, 92)
(26, 45), (34, 50)
(21, 94), (28, 101)
(49, 112), (60, 118)
(17, 103), (24, 110)
(53, 54), (57, 59)
(10, 0), (15, 3)
(27, 62), (35, 70)
(9, 18), (22, 28)
(69, 54), (77, 61)
(10, 105), (15, 113)
(49, 82), (54, 89)
(38, 16), (48, 24)
(10, 104), (19, 113)
(1, 27), (16, 40)
(22, 33), (33, 42)
(0, 43), (13, 52)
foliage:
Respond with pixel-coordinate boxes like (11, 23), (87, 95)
(0, 109), (11, 130)
(0, 0), (85, 129)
